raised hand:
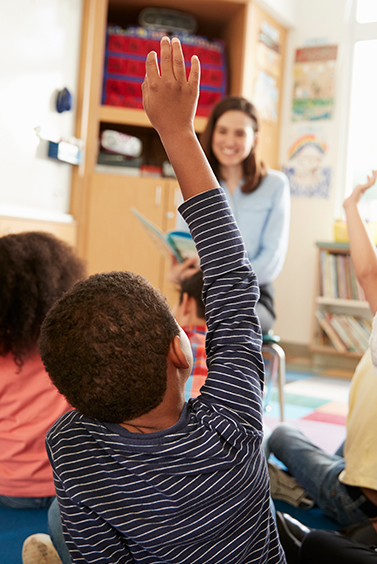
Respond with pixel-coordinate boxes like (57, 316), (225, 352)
(168, 256), (200, 285)
(344, 169), (377, 210)
(142, 36), (218, 201)
(142, 37), (200, 139)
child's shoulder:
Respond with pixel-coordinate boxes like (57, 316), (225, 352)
(46, 409), (84, 440)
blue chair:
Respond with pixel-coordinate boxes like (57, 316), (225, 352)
(262, 332), (285, 421)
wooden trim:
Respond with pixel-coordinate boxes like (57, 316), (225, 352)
(70, 0), (108, 257)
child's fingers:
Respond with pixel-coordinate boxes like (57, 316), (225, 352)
(145, 50), (160, 78)
(171, 38), (186, 82)
(188, 55), (201, 89)
(159, 36), (174, 78)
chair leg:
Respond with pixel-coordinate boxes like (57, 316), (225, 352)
(262, 344), (286, 422)
(270, 343), (286, 422)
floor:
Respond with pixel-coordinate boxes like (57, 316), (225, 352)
(263, 343), (358, 454)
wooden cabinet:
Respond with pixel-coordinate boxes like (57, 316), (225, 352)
(86, 174), (180, 302)
(70, 0), (286, 303)
(310, 242), (373, 358)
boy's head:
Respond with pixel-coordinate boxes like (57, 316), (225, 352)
(39, 271), (180, 423)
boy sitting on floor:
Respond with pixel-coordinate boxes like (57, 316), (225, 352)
(37, 37), (285, 564)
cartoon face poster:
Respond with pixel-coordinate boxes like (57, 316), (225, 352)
(283, 132), (332, 198)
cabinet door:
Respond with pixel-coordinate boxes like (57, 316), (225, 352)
(86, 174), (167, 290)
(161, 179), (182, 305)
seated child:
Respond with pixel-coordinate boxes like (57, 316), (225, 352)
(37, 37), (285, 564)
(173, 269), (207, 400)
(268, 171), (377, 528)
(0, 231), (85, 509)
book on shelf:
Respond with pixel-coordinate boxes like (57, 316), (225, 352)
(315, 310), (347, 352)
(328, 313), (358, 352)
(334, 314), (365, 353)
(319, 249), (367, 302)
(344, 315), (370, 351)
(131, 207), (198, 263)
(317, 310), (371, 354)
(336, 254), (347, 299)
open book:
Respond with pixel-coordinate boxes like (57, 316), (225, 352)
(131, 207), (198, 263)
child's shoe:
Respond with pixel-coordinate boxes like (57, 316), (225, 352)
(22, 533), (62, 564)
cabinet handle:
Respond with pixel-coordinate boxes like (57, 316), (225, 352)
(155, 185), (162, 206)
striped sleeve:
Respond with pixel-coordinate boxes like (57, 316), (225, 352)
(179, 189), (265, 431)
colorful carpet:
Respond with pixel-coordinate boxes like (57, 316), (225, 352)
(263, 367), (350, 454)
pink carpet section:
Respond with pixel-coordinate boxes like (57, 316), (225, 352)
(303, 411), (347, 426)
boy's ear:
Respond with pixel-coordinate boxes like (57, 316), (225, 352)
(181, 292), (191, 315)
(168, 335), (190, 369)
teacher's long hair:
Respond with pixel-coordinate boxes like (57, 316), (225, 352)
(200, 96), (267, 193)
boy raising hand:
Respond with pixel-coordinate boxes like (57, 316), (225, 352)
(41, 37), (285, 564)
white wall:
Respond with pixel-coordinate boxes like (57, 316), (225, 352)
(273, 0), (351, 344)
(256, 0), (298, 28)
(0, 0), (83, 218)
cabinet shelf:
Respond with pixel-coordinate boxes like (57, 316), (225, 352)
(99, 105), (208, 133)
(309, 343), (365, 359)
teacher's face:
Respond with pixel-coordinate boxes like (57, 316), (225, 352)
(212, 110), (256, 169)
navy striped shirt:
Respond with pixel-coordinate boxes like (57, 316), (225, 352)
(46, 188), (285, 564)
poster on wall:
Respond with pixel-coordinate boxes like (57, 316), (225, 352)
(292, 45), (338, 122)
(252, 21), (281, 122)
(256, 20), (282, 78)
(253, 70), (279, 123)
(283, 127), (332, 198)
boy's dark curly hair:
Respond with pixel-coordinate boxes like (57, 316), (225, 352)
(0, 231), (86, 367)
(39, 271), (180, 423)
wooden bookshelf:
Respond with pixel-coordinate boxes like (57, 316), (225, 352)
(310, 242), (373, 358)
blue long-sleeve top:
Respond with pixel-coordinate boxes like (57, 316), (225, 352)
(46, 188), (286, 564)
(176, 170), (291, 286)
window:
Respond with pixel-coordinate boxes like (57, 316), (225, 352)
(357, 0), (377, 23)
(340, 0), (377, 219)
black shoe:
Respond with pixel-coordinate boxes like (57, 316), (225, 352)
(339, 517), (377, 547)
(276, 512), (311, 564)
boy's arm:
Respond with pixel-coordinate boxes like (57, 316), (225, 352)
(343, 170), (377, 315)
(144, 37), (264, 427)
(142, 37), (219, 200)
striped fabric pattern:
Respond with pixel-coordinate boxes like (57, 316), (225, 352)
(46, 188), (285, 563)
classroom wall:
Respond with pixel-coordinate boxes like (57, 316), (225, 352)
(256, 0), (297, 28)
(0, 0), (83, 219)
(273, 0), (351, 344)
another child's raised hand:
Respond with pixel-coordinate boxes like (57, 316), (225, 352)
(142, 37), (200, 139)
(344, 169), (377, 210)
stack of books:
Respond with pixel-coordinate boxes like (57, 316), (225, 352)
(319, 250), (366, 301)
(316, 310), (371, 353)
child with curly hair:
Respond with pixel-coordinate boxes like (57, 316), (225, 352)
(0, 231), (85, 509)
